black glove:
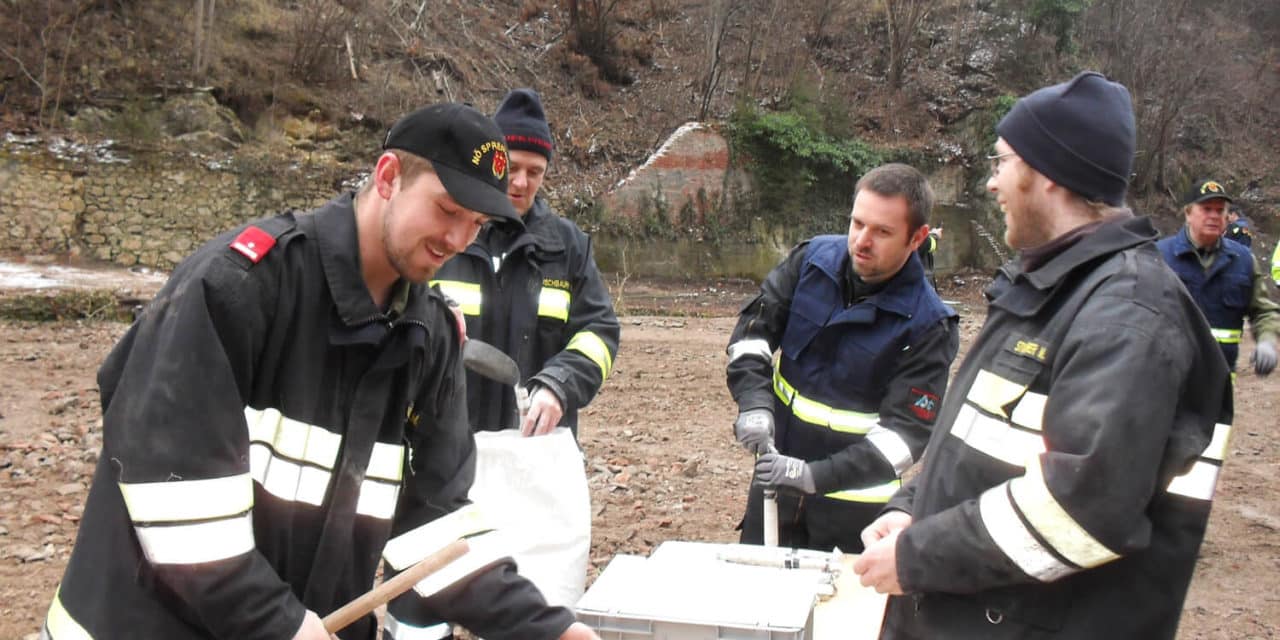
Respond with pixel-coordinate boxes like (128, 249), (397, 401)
(753, 453), (815, 495)
(1252, 340), (1277, 377)
(733, 409), (775, 456)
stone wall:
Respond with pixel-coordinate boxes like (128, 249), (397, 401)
(0, 144), (351, 269)
(602, 122), (747, 225)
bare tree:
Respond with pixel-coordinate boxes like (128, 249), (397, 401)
(883, 0), (935, 89)
(697, 0), (739, 120)
(192, 0), (216, 78)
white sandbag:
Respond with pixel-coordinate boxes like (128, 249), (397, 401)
(468, 427), (591, 608)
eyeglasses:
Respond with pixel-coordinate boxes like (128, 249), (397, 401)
(986, 151), (1017, 176)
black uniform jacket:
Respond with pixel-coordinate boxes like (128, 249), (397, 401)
(43, 195), (575, 640)
(884, 215), (1234, 639)
(432, 198), (619, 432)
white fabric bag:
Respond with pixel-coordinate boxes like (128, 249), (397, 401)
(467, 427), (591, 608)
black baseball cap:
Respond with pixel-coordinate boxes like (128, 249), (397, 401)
(383, 103), (520, 224)
(1183, 179), (1233, 206)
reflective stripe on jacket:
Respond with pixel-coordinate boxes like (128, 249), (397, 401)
(432, 199), (619, 433)
(885, 216), (1233, 640)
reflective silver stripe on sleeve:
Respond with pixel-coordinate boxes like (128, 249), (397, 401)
(118, 473), (253, 523)
(567, 330), (614, 381)
(409, 530), (512, 599)
(727, 338), (773, 363)
(429, 280), (482, 316)
(44, 586), (92, 640)
(966, 369), (1028, 419)
(537, 287), (571, 321)
(247, 407), (402, 520)
(134, 512), (256, 565)
(384, 614), (451, 640)
(949, 403), (1045, 468)
(865, 424), (914, 476)
(1010, 457), (1120, 570)
(383, 504), (494, 571)
(979, 483), (1076, 582)
(1167, 422), (1231, 500)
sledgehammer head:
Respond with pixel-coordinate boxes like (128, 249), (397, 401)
(461, 338), (521, 387)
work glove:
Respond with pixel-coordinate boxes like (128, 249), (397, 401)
(753, 453), (816, 495)
(1252, 340), (1277, 377)
(733, 409), (774, 456)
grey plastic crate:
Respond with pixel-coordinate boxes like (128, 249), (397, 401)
(576, 543), (825, 640)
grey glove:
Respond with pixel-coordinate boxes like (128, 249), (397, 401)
(1252, 340), (1277, 377)
(733, 409), (775, 456)
(753, 453), (816, 495)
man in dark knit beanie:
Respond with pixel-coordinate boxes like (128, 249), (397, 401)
(855, 72), (1233, 640)
(433, 86), (619, 433)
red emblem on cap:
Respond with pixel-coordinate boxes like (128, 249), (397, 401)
(492, 149), (507, 179)
(229, 226), (276, 263)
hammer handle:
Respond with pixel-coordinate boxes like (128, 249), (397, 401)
(323, 538), (470, 634)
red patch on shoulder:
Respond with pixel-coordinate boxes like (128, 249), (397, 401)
(229, 226), (277, 263)
(909, 387), (940, 421)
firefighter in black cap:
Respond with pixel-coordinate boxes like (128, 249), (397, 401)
(41, 102), (600, 640)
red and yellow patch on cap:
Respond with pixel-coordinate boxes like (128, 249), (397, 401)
(1200, 181), (1224, 195)
(470, 140), (508, 179)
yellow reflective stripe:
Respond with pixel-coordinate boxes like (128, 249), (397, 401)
(1011, 457), (1120, 570)
(1010, 391), (1047, 431)
(431, 280), (482, 316)
(1210, 328), (1242, 344)
(568, 331), (614, 381)
(118, 473), (253, 524)
(1272, 244), (1280, 285)
(967, 369), (1029, 418)
(45, 586), (93, 640)
(384, 614), (452, 640)
(537, 287), (571, 321)
(949, 403), (1045, 468)
(772, 369), (879, 434)
(246, 407), (341, 469)
(727, 338), (773, 363)
(825, 478), (901, 503)
(383, 504), (495, 570)
(979, 484), (1076, 582)
(1166, 460), (1221, 501)
(135, 512), (256, 565)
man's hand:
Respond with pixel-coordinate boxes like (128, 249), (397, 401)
(733, 409), (775, 455)
(1252, 340), (1277, 376)
(753, 453), (815, 495)
(853, 529), (905, 595)
(559, 622), (602, 640)
(520, 386), (564, 436)
(291, 610), (332, 640)
(860, 510), (912, 549)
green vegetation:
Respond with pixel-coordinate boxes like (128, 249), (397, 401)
(727, 92), (884, 237)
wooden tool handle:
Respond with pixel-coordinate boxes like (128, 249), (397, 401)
(323, 538), (471, 635)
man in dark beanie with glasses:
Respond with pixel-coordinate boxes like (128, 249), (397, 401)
(854, 72), (1233, 640)
(433, 89), (619, 438)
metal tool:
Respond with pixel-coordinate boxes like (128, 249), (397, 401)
(461, 338), (531, 424)
(763, 443), (779, 547)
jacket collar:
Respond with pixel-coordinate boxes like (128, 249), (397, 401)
(824, 248), (926, 318)
(311, 193), (386, 326)
(466, 197), (565, 259)
(988, 214), (1156, 316)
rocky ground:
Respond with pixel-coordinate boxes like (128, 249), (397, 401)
(0, 272), (1277, 639)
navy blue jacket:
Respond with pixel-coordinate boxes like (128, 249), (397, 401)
(1157, 228), (1254, 370)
